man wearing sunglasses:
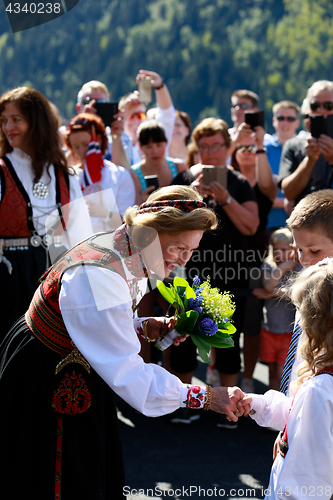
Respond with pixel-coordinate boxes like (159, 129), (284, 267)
(76, 80), (133, 169)
(227, 89), (260, 158)
(279, 80), (333, 205)
(264, 101), (300, 233)
(230, 89), (259, 133)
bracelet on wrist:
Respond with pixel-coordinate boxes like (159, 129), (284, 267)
(154, 80), (164, 90)
(256, 148), (267, 154)
(142, 319), (155, 342)
(220, 195), (232, 207)
(203, 385), (212, 410)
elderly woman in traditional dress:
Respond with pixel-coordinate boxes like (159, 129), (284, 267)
(0, 185), (249, 500)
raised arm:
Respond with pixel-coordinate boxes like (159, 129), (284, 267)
(254, 126), (279, 201)
(281, 138), (319, 201)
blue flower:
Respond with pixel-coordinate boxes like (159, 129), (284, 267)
(188, 297), (203, 314)
(199, 317), (218, 336)
(195, 286), (204, 298)
(193, 276), (201, 289)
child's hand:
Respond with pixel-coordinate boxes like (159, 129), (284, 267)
(225, 394), (253, 421)
(238, 394), (252, 417)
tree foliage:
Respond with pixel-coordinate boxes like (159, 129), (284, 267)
(0, 0), (332, 132)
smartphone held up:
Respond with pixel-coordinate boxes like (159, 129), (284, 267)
(94, 102), (119, 127)
(245, 110), (265, 130)
(138, 77), (152, 106)
(144, 175), (159, 193)
(310, 114), (333, 139)
(202, 165), (228, 188)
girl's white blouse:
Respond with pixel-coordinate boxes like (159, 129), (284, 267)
(250, 376), (333, 499)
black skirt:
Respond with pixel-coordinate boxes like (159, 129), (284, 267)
(0, 316), (126, 500)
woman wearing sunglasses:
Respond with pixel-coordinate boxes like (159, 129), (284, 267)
(263, 101), (300, 234)
(279, 80), (333, 205)
(231, 127), (278, 396)
(0, 87), (92, 340)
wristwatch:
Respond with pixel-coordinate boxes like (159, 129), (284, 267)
(220, 195), (232, 206)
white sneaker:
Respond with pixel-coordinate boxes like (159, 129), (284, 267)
(206, 367), (220, 387)
(240, 377), (255, 393)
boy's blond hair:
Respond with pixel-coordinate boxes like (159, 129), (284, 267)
(287, 190), (333, 242)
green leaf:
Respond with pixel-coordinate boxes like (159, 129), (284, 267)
(176, 286), (187, 300)
(173, 276), (189, 288)
(173, 276), (196, 300)
(156, 280), (177, 305)
(175, 310), (199, 334)
(190, 334), (211, 364)
(218, 322), (236, 334)
(174, 292), (185, 313)
(192, 331), (234, 349)
(185, 286), (196, 300)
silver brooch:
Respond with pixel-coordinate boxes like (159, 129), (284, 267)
(32, 181), (49, 199)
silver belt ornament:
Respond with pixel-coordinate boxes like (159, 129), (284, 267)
(0, 234), (64, 274)
(1, 234), (64, 250)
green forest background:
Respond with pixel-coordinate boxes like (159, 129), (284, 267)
(0, 0), (333, 133)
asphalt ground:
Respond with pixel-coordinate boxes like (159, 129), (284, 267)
(116, 338), (277, 500)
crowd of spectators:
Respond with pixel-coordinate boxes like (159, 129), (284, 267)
(2, 71), (333, 430)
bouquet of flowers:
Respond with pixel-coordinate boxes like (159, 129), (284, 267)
(155, 275), (236, 364)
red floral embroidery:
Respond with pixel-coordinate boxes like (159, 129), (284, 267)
(52, 371), (92, 414)
(183, 385), (204, 409)
(137, 326), (145, 340)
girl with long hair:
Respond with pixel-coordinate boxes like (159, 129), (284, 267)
(244, 260), (333, 498)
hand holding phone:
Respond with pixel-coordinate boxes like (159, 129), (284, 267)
(202, 165), (227, 188)
(310, 114), (333, 139)
(94, 102), (119, 127)
(245, 110), (265, 130)
(138, 77), (152, 106)
(144, 175), (159, 192)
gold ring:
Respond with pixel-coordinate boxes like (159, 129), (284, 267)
(233, 409), (240, 416)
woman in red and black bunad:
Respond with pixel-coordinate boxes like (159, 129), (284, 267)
(0, 185), (250, 499)
(0, 87), (92, 339)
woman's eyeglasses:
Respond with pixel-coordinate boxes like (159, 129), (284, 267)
(276, 116), (297, 122)
(128, 111), (146, 121)
(236, 145), (256, 154)
(198, 144), (225, 152)
(309, 101), (333, 112)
